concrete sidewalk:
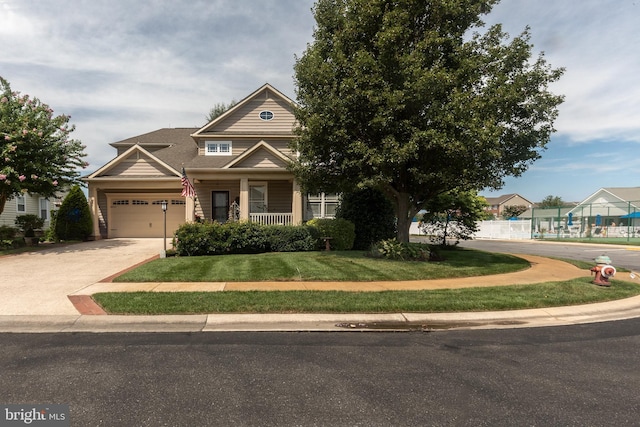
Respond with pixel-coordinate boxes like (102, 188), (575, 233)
(2, 241), (640, 332)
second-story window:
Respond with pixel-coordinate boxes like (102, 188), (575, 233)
(205, 141), (232, 156)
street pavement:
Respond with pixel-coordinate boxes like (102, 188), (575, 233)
(1, 238), (640, 333)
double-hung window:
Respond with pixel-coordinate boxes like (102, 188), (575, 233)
(307, 193), (339, 218)
(205, 141), (232, 156)
(39, 198), (49, 220)
(16, 195), (26, 213)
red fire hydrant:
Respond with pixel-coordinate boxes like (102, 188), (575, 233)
(590, 255), (616, 287)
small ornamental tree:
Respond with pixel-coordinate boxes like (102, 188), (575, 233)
(0, 77), (87, 215)
(55, 185), (93, 241)
(420, 190), (488, 246)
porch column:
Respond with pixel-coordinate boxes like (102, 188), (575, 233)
(292, 179), (303, 224)
(89, 185), (101, 240)
(185, 196), (195, 222)
(239, 178), (249, 221)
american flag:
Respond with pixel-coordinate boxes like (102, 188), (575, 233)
(181, 167), (196, 198)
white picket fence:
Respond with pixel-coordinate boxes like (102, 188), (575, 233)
(474, 220), (532, 240)
(410, 220), (532, 240)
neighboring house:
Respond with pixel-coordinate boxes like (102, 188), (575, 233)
(0, 192), (63, 229)
(84, 83), (338, 239)
(482, 194), (533, 219)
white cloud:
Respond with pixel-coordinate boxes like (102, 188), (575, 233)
(485, 0), (640, 144)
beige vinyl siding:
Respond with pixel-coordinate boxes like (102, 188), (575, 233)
(213, 95), (295, 134)
(105, 154), (173, 177)
(267, 180), (293, 213)
(0, 194), (48, 227)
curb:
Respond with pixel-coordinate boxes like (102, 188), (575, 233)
(3, 295), (640, 333)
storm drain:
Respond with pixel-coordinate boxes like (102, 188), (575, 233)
(335, 320), (526, 331)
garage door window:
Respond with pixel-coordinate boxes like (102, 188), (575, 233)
(113, 200), (129, 205)
(132, 200), (149, 205)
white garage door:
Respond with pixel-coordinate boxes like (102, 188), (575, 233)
(109, 196), (186, 238)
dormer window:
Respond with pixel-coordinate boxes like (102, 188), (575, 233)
(205, 141), (232, 156)
(259, 110), (274, 121)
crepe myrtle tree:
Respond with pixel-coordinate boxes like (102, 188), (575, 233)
(0, 77), (87, 215)
(291, 0), (564, 242)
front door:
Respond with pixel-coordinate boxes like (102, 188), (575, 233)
(212, 191), (229, 223)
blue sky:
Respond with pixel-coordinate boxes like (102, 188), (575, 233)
(1, 0), (639, 203)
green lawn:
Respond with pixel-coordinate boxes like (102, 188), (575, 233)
(114, 249), (530, 282)
(94, 278), (640, 315)
(89, 248), (640, 315)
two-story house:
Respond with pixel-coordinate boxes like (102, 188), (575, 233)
(482, 194), (533, 219)
(84, 83), (337, 239)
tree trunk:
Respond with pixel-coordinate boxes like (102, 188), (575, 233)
(395, 192), (419, 243)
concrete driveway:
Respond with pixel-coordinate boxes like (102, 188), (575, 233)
(0, 239), (162, 315)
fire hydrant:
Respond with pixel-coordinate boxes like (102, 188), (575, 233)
(590, 255), (616, 287)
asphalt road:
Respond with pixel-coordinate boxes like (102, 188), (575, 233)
(2, 320), (640, 426)
(459, 239), (640, 271)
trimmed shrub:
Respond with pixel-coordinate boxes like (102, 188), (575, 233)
(55, 186), (93, 241)
(0, 225), (17, 240)
(15, 214), (44, 237)
(336, 187), (396, 250)
(264, 225), (316, 252)
(174, 222), (230, 256)
(306, 218), (355, 251)
(174, 221), (317, 256)
(225, 221), (268, 254)
(0, 225), (20, 249)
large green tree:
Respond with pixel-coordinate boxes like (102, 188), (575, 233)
(0, 77), (87, 215)
(291, 0), (564, 242)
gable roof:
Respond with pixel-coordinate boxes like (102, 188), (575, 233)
(192, 83), (296, 137)
(483, 194), (533, 206)
(110, 127), (198, 149)
(571, 187), (640, 212)
(86, 144), (182, 179)
(601, 187), (640, 202)
(223, 141), (292, 169)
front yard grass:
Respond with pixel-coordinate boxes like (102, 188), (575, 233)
(114, 249), (530, 282)
(94, 278), (640, 315)
(94, 248), (640, 314)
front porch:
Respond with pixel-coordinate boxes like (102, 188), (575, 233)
(189, 174), (303, 226)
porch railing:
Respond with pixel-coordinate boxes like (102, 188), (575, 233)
(249, 213), (293, 226)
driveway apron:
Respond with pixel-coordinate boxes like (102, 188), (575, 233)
(0, 239), (161, 315)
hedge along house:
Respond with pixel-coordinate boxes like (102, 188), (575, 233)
(84, 84), (311, 239)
